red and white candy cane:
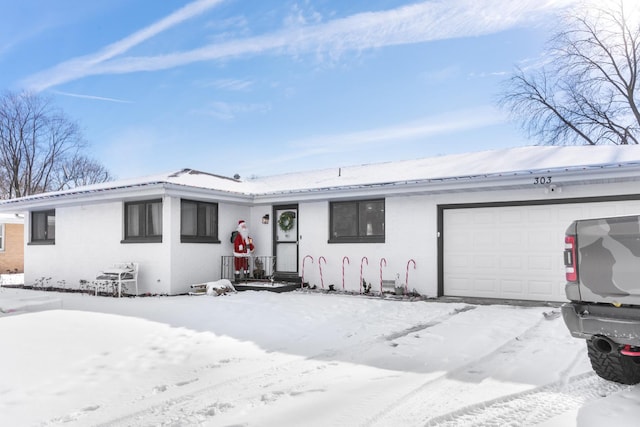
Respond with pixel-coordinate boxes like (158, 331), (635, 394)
(406, 259), (416, 293)
(318, 256), (326, 289)
(302, 255), (314, 289)
(360, 256), (369, 293)
(379, 258), (387, 294)
(342, 256), (350, 290)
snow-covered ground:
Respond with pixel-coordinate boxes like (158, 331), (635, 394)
(1, 286), (639, 427)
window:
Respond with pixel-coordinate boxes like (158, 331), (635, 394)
(123, 199), (162, 243)
(31, 210), (55, 244)
(329, 199), (385, 243)
(181, 199), (219, 243)
(0, 224), (4, 251)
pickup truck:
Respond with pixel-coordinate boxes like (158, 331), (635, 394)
(562, 215), (640, 384)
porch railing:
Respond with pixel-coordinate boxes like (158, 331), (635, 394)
(221, 256), (276, 281)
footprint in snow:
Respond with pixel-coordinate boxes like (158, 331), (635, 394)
(152, 384), (168, 394)
(176, 378), (198, 387)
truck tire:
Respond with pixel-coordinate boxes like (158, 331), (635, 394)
(587, 339), (640, 385)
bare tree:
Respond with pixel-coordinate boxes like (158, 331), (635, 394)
(53, 154), (113, 190)
(0, 91), (113, 199)
(499, 1), (640, 146)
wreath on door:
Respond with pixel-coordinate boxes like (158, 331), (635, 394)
(278, 211), (296, 232)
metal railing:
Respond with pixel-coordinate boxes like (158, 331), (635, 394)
(221, 256), (276, 281)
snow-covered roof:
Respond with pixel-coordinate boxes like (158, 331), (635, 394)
(2, 144), (640, 209)
(0, 213), (24, 223)
(0, 169), (252, 208)
(248, 144), (640, 195)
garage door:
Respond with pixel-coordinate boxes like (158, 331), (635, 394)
(443, 200), (640, 302)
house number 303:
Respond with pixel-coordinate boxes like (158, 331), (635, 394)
(533, 176), (552, 184)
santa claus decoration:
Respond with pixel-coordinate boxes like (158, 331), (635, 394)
(233, 220), (255, 283)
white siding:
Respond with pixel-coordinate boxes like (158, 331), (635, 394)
(295, 197), (436, 296)
(25, 200), (171, 294)
(169, 198), (250, 294)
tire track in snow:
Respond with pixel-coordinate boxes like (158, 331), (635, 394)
(423, 372), (629, 426)
(382, 305), (476, 341)
(93, 355), (319, 427)
(85, 305), (476, 426)
(364, 311), (595, 427)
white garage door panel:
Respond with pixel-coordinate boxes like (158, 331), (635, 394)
(476, 279), (497, 293)
(447, 277), (472, 292)
(444, 201), (640, 302)
(501, 279), (524, 294)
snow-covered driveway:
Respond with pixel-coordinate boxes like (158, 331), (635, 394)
(1, 288), (638, 426)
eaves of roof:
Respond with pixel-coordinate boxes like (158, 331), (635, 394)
(0, 181), (252, 210)
(1, 157), (640, 211)
(250, 160), (640, 203)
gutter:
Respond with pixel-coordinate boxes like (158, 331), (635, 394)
(1, 160), (640, 210)
(250, 161), (640, 203)
(0, 182), (253, 211)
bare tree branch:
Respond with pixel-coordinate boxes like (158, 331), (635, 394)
(0, 91), (113, 199)
(498, 1), (640, 146)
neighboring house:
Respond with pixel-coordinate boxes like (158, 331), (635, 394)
(2, 145), (640, 301)
(0, 213), (24, 274)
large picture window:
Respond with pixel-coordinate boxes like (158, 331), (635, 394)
(329, 199), (385, 243)
(31, 210), (55, 244)
(181, 199), (219, 243)
(123, 199), (162, 243)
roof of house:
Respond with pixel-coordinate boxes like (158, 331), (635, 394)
(247, 144), (640, 195)
(2, 144), (640, 209)
(0, 213), (24, 223)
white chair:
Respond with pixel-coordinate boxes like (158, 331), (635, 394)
(96, 262), (138, 297)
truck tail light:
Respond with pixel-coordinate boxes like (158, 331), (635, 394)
(564, 235), (578, 282)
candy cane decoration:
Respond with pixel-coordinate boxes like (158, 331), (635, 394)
(360, 256), (369, 293)
(318, 256), (327, 289)
(302, 255), (314, 289)
(406, 259), (416, 293)
(342, 256), (350, 290)
(379, 258), (387, 294)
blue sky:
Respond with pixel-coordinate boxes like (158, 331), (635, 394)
(0, 0), (582, 180)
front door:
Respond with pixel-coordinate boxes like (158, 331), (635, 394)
(273, 205), (298, 276)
